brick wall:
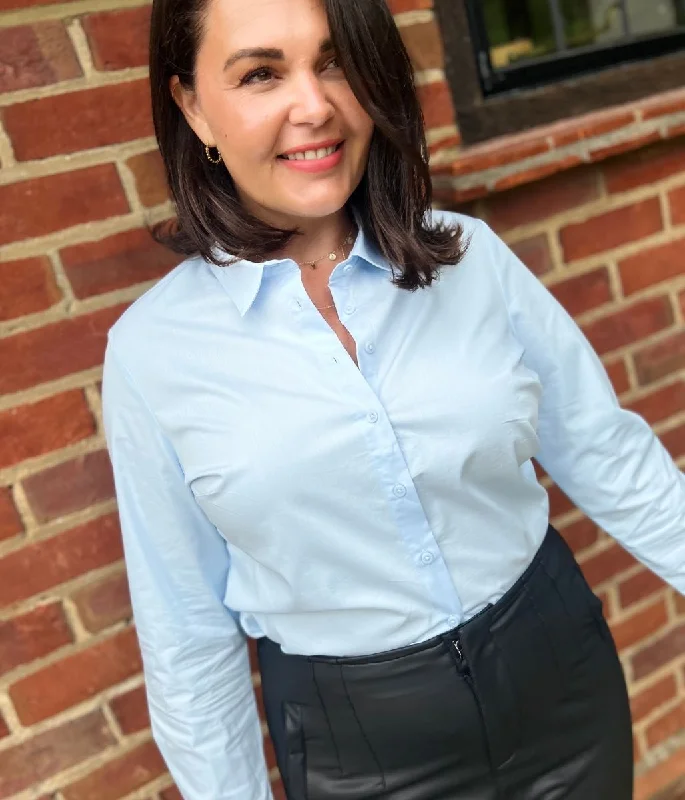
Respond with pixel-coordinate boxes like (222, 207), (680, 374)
(1, 0), (685, 797)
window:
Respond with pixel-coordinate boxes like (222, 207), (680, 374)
(434, 0), (685, 144)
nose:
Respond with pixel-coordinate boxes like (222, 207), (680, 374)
(288, 71), (335, 127)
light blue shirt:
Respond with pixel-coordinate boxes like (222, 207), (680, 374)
(102, 210), (685, 799)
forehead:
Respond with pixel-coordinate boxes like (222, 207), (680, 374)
(201, 0), (329, 49)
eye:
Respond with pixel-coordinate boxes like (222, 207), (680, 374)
(239, 66), (275, 86)
(324, 56), (341, 71)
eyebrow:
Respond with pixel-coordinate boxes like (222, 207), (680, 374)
(223, 38), (334, 71)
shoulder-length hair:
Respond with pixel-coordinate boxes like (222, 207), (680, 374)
(149, 0), (467, 291)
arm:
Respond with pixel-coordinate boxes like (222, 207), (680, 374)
(102, 341), (273, 800)
(479, 219), (685, 594)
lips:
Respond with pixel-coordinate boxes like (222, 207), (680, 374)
(278, 140), (345, 160)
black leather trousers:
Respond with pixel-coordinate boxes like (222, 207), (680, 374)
(257, 526), (634, 799)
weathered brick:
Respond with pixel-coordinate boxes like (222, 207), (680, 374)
(559, 198), (663, 262)
(509, 234), (552, 276)
(10, 627), (142, 724)
(416, 80), (455, 130)
(631, 674), (678, 723)
(386, 0), (432, 12)
(560, 517), (599, 555)
(619, 238), (685, 296)
(547, 483), (575, 519)
(632, 622), (685, 681)
(605, 358), (631, 395)
(399, 21), (444, 72)
(160, 788), (183, 800)
(609, 598), (669, 652)
(71, 570), (131, 633)
(0, 391), (95, 471)
(0, 512), (122, 607)
(646, 700), (685, 749)
(3, 80), (153, 161)
(125, 151), (170, 208)
(0, 304), (126, 396)
(62, 740), (166, 800)
(82, 6), (150, 71)
(548, 267), (612, 317)
(60, 229), (176, 299)
(0, 602), (73, 676)
(109, 684), (149, 734)
(588, 131), (662, 164)
(670, 184), (685, 226)
(0, 713), (9, 738)
(550, 110), (634, 148)
(628, 381), (685, 426)
(0, 257), (61, 322)
(493, 156), (584, 193)
(0, 21), (81, 94)
(620, 568), (668, 609)
(0, 710), (115, 799)
(604, 139), (685, 195)
(0, 488), (22, 542)
(23, 449), (115, 523)
(580, 542), (637, 589)
(0, 166), (129, 246)
(660, 422), (685, 461)
(581, 296), (673, 356)
(482, 167), (600, 233)
(634, 330), (685, 386)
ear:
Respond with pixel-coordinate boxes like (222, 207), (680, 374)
(170, 76), (215, 146)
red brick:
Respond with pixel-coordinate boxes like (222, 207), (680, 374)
(0, 304), (126, 396)
(588, 131), (662, 164)
(493, 156), (584, 193)
(10, 627), (142, 724)
(71, 570), (131, 633)
(632, 622), (685, 681)
(631, 674), (678, 723)
(0, 0), (62, 10)
(580, 542), (637, 589)
(560, 198), (663, 262)
(646, 700), (685, 749)
(581, 296), (673, 356)
(605, 358), (631, 395)
(0, 602), (73, 676)
(126, 151), (170, 208)
(0, 256), (62, 322)
(3, 80), (153, 161)
(82, 7), (151, 71)
(482, 167), (600, 233)
(634, 330), (685, 386)
(400, 20), (444, 73)
(670, 184), (685, 227)
(659, 422), (685, 461)
(0, 166), (129, 246)
(416, 80), (455, 130)
(620, 568), (669, 609)
(641, 93), (685, 120)
(619, 238), (685, 296)
(0, 391), (95, 470)
(676, 594), (685, 616)
(23, 449), (115, 523)
(635, 748), (685, 800)
(548, 267), (612, 317)
(61, 229), (176, 299)
(0, 21), (81, 94)
(550, 110), (635, 148)
(0, 488), (22, 542)
(547, 483), (575, 519)
(62, 740), (165, 800)
(160, 788), (183, 800)
(609, 597), (669, 652)
(509, 234), (552, 276)
(109, 685), (149, 734)
(272, 781), (287, 800)
(446, 138), (549, 178)
(604, 139), (685, 195)
(0, 710), (115, 799)
(0, 512), (122, 607)
(628, 382), (685, 426)
(560, 517), (599, 555)
(0, 713), (8, 739)
(386, 0), (432, 12)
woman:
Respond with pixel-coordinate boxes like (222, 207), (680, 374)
(102, 0), (685, 797)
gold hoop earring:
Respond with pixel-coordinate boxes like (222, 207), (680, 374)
(205, 144), (222, 164)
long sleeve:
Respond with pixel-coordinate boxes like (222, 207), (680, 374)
(480, 219), (685, 593)
(102, 340), (273, 800)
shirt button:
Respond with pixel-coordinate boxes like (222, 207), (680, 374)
(365, 342), (376, 354)
(393, 484), (407, 498)
(367, 411), (379, 424)
(420, 551), (434, 565)
(448, 615), (458, 627)
(344, 304), (356, 315)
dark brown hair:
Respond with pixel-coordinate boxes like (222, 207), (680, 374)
(149, 0), (467, 290)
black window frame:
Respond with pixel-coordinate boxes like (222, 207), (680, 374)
(434, 1), (685, 145)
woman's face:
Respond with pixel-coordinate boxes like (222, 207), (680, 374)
(173, 0), (375, 228)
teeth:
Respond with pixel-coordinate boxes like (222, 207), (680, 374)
(285, 145), (338, 161)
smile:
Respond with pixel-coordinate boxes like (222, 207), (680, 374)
(280, 143), (344, 161)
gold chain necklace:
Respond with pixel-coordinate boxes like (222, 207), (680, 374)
(297, 229), (355, 271)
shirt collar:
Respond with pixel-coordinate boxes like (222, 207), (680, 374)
(208, 205), (390, 317)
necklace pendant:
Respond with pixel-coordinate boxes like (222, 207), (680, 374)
(328, 252), (337, 261)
